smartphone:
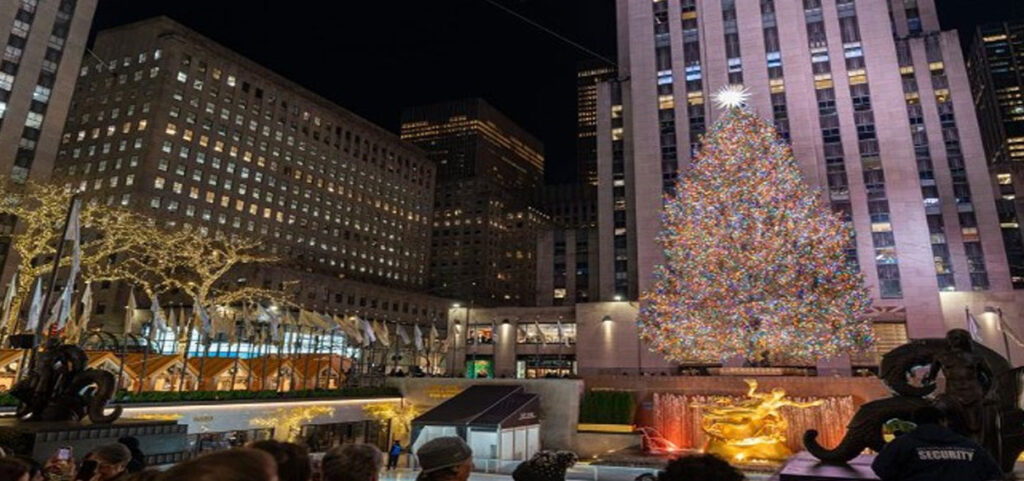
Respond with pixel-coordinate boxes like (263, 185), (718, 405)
(57, 446), (72, 461)
(75, 460), (97, 481)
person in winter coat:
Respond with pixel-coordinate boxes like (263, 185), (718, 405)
(871, 406), (1002, 481)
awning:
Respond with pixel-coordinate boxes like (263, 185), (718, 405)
(470, 392), (539, 430)
(412, 385), (540, 432)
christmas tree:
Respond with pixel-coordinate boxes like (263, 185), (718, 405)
(637, 87), (873, 365)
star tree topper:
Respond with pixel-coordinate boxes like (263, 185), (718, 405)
(713, 84), (750, 110)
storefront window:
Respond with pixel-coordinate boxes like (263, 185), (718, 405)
(516, 323), (576, 344)
(466, 325), (494, 345)
(465, 357), (494, 379)
(300, 420), (383, 453)
(516, 356), (576, 378)
(189, 428), (273, 455)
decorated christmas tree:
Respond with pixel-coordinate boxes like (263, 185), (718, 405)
(637, 86), (874, 365)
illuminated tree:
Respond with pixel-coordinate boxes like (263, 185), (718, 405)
(0, 180), (156, 333)
(363, 402), (421, 443)
(637, 93), (873, 365)
(0, 179), (294, 337)
(130, 226), (295, 338)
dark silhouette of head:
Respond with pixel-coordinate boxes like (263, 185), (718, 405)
(249, 440), (311, 481)
(657, 454), (745, 481)
(946, 329), (973, 352)
(160, 448), (277, 481)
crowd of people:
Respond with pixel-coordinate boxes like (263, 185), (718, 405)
(0, 408), (1003, 481)
(0, 433), (753, 481)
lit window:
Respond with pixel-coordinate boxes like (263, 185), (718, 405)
(154, 177), (166, 189)
(25, 112), (44, 129)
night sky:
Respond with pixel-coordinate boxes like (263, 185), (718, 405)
(91, 1), (1022, 184)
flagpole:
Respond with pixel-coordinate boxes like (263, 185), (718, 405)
(177, 319), (194, 394)
(35, 195), (79, 342)
(197, 331), (210, 391)
(138, 326), (151, 395)
(259, 323), (269, 391)
(414, 323), (421, 376)
(230, 315), (242, 392)
(301, 325), (312, 391)
(275, 316), (287, 392)
(313, 327), (324, 390)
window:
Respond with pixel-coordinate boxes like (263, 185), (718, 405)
(516, 323), (576, 344)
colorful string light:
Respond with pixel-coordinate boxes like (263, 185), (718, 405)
(637, 106), (874, 364)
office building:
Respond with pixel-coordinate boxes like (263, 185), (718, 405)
(968, 21), (1024, 288)
(577, 61), (617, 185)
(600, 0), (1012, 346)
(401, 99), (548, 307)
(54, 17), (449, 331)
(535, 183), (600, 306)
(0, 0), (97, 277)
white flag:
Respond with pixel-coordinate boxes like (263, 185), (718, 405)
(374, 320), (391, 348)
(1, 271), (16, 330)
(967, 311), (982, 343)
(194, 295), (211, 335)
(62, 197), (82, 328)
(414, 324), (424, 351)
(78, 281), (93, 332)
(429, 324), (439, 348)
(166, 305), (177, 336)
(535, 319), (547, 344)
(64, 197), (81, 242)
(25, 277), (43, 331)
(396, 324), (411, 346)
(150, 293), (167, 338)
(263, 307), (281, 343)
(124, 288), (137, 334)
(46, 281), (73, 330)
(360, 318), (376, 346)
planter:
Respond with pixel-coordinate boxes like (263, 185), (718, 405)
(577, 423), (635, 433)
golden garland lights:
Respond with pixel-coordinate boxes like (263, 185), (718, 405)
(637, 101), (874, 364)
(363, 402), (421, 443)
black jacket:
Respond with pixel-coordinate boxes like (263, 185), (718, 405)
(871, 424), (1003, 481)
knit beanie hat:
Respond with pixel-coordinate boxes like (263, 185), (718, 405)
(416, 436), (473, 473)
(512, 450), (579, 481)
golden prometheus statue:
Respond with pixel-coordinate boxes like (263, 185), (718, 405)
(693, 379), (822, 463)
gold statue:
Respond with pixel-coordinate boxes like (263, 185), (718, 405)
(693, 379), (822, 463)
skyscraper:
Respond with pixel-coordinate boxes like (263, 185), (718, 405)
(577, 60), (617, 186)
(401, 99), (548, 307)
(0, 0), (97, 276)
(54, 17), (448, 331)
(600, 0), (1010, 341)
(968, 21), (1024, 288)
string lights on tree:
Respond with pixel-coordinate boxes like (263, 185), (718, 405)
(637, 88), (874, 365)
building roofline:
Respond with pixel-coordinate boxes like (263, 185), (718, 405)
(95, 16), (429, 160)
(400, 97), (545, 155)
